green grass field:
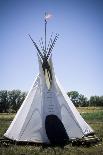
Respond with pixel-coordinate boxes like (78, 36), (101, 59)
(0, 107), (103, 155)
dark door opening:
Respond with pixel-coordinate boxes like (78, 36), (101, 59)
(45, 115), (69, 145)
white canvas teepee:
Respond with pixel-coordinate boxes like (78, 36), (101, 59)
(4, 16), (94, 144)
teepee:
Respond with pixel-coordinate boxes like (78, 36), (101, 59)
(4, 14), (94, 144)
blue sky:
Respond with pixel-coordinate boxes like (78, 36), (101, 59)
(0, 0), (103, 98)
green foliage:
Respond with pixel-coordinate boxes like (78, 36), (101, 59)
(8, 90), (26, 112)
(0, 90), (9, 113)
(89, 96), (103, 107)
(67, 91), (79, 106)
(67, 91), (88, 107)
(0, 90), (27, 113)
(67, 91), (103, 107)
(78, 94), (88, 107)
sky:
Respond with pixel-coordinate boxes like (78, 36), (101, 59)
(0, 0), (103, 98)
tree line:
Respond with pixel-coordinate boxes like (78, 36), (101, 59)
(0, 90), (27, 113)
(0, 90), (103, 113)
(67, 91), (103, 107)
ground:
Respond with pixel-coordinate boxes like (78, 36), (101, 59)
(0, 107), (103, 155)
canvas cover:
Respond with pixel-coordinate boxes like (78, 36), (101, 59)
(4, 56), (94, 143)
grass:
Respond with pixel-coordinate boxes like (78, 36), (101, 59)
(81, 111), (103, 121)
(0, 107), (103, 155)
(0, 113), (15, 121)
(78, 107), (103, 113)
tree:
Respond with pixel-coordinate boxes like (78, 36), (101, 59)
(67, 91), (80, 106)
(89, 96), (100, 106)
(67, 91), (88, 107)
(8, 90), (26, 112)
(99, 96), (103, 106)
(78, 94), (88, 107)
(0, 90), (9, 112)
(0, 90), (27, 113)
